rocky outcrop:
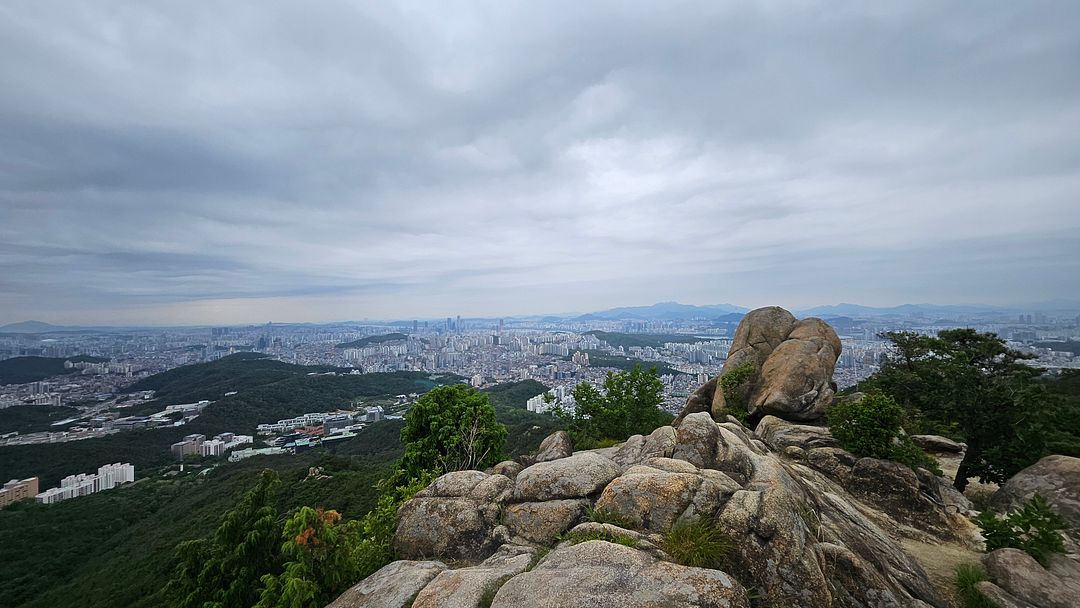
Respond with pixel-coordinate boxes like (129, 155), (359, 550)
(328, 560), (447, 608)
(755, 414), (838, 452)
(671, 412), (722, 468)
(491, 460), (522, 479)
(412, 545), (535, 608)
(990, 455), (1080, 539)
(755, 415), (978, 544)
(514, 452), (620, 501)
(502, 499), (588, 544)
(594, 461), (739, 531)
(490, 540), (750, 608)
(910, 434), (967, 454)
(974, 581), (1037, 608)
(533, 430), (572, 463)
(363, 408), (955, 608)
(395, 471), (512, 560)
(677, 306), (841, 424)
(981, 548), (1080, 608)
(752, 318), (841, 421)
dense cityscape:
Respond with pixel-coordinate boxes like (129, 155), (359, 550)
(2, 304), (1078, 457)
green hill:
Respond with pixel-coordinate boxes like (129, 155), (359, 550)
(482, 380), (562, 456)
(0, 357), (76, 385)
(0, 355), (110, 385)
(482, 379), (549, 410)
(0, 421), (404, 608)
(0, 405), (79, 434)
(584, 331), (707, 349)
(0, 376), (566, 608)
(336, 333), (408, 349)
(566, 349), (683, 377)
(0, 355), (463, 487)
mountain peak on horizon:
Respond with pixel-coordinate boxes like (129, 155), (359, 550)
(577, 301), (748, 321)
(0, 320), (62, 332)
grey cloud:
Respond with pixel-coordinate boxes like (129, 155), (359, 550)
(0, 1), (1079, 324)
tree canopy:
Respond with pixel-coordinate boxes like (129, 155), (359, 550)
(170, 470), (283, 608)
(558, 365), (672, 446)
(863, 329), (1050, 490)
(398, 384), (508, 480)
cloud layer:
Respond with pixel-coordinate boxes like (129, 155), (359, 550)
(2, 1), (1078, 324)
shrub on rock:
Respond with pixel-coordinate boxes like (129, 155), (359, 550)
(826, 390), (939, 473)
(974, 494), (1067, 566)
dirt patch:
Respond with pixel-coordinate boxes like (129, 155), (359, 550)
(901, 538), (982, 608)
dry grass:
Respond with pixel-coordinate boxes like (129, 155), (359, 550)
(901, 538), (982, 607)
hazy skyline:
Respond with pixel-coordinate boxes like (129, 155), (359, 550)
(2, 2), (1079, 325)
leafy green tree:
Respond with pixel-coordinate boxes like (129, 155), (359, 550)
(398, 384), (507, 479)
(863, 329), (1049, 490)
(351, 474), (432, 580)
(169, 470), (283, 608)
(558, 365), (671, 446)
(256, 507), (363, 608)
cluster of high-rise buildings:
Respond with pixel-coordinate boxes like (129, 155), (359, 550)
(526, 384), (575, 414)
(34, 463), (134, 504)
(170, 432), (253, 459)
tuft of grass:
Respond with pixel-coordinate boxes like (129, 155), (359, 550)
(795, 501), (822, 541)
(585, 506), (636, 529)
(526, 546), (550, 571)
(954, 563), (994, 608)
(573, 437), (622, 450)
(662, 517), (734, 569)
(560, 529), (639, 548)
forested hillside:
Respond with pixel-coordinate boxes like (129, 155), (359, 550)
(0, 358), (564, 608)
(0, 421), (404, 608)
(0, 354), (462, 486)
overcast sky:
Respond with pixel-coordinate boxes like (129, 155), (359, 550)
(1, 1), (1078, 325)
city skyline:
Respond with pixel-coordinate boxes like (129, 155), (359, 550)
(2, 2), (1079, 325)
(3, 297), (1080, 330)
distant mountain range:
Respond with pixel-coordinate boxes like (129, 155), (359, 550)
(0, 320), (65, 333)
(796, 301), (1080, 318)
(4, 299), (1079, 330)
(575, 302), (748, 321)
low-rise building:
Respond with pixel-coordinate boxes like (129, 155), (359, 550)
(170, 433), (206, 459)
(0, 477), (39, 507)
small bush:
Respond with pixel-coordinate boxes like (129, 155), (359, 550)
(827, 391), (940, 474)
(973, 494), (1066, 565)
(719, 361), (757, 422)
(561, 529), (639, 548)
(662, 517), (733, 569)
(586, 506), (636, 529)
(891, 435), (944, 476)
(954, 563), (994, 608)
(827, 391), (904, 459)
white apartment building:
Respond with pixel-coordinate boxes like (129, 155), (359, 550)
(36, 463), (135, 504)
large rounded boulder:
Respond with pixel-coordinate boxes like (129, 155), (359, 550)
(490, 540), (750, 608)
(677, 306), (841, 424)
